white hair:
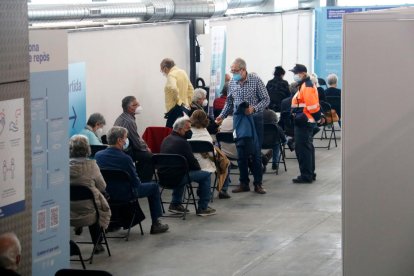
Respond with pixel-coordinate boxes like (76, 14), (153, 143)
(193, 88), (207, 102)
(173, 115), (190, 132)
(310, 73), (319, 87)
(0, 232), (21, 271)
(327, 73), (338, 87)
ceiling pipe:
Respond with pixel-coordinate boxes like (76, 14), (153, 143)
(28, 0), (267, 23)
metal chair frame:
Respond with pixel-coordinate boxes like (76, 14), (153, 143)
(262, 123), (287, 174)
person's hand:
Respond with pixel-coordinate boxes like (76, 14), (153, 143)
(245, 106), (255, 115)
(147, 146), (152, 153)
(215, 116), (223, 125)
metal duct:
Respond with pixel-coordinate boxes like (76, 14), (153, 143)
(28, 0), (267, 22)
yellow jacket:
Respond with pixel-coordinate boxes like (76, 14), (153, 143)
(164, 66), (194, 112)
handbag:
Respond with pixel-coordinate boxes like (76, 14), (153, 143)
(324, 109), (339, 124)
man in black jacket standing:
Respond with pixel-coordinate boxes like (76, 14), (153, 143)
(160, 117), (216, 216)
(266, 66), (290, 112)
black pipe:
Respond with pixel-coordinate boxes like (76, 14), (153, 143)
(189, 19), (197, 86)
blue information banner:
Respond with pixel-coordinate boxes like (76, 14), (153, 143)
(68, 63), (86, 137)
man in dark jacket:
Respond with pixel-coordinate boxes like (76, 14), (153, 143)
(266, 66), (290, 112)
(160, 117), (216, 217)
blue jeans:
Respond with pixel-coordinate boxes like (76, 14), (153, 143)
(236, 112), (264, 186)
(221, 167), (231, 192)
(294, 123), (316, 181)
(137, 181), (163, 224)
(172, 170), (212, 210)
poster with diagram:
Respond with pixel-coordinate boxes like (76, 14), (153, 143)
(0, 98), (25, 218)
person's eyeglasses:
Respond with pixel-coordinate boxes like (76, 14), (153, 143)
(231, 68), (242, 74)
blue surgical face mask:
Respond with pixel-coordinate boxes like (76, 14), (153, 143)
(233, 73), (242, 81)
(123, 138), (129, 150)
(293, 74), (302, 82)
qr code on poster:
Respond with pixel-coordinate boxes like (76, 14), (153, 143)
(37, 209), (47, 232)
(50, 206), (59, 228)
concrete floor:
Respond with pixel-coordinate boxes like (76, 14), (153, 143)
(72, 134), (342, 276)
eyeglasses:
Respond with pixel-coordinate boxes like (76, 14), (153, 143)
(231, 68), (243, 74)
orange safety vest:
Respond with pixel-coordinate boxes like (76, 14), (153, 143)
(291, 78), (320, 122)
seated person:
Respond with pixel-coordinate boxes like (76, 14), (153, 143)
(324, 73), (342, 119)
(217, 112), (237, 161)
(0, 232), (21, 276)
(190, 88), (219, 134)
(95, 126), (168, 234)
(114, 96), (153, 182)
(69, 135), (111, 254)
(310, 73), (326, 103)
(160, 117), (216, 216)
(78, 113), (106, 145)
(189, 110), (231, 199)
(213, 82), (228, 119)
(263, 108), (287, 171)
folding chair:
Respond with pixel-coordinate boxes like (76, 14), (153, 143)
(215, 132), (239, 174)
(326, 95), (342, 130)
(70, 240), (86, 269)
(100, 169), (145, 241)
(279, 111), (297, 160)
(262, 124), (287, 175)
(56, 268), (112, 276)
(90, 145), (108, 158)
(152, 154), (197, 220)
(70, 185), (111, 264)
(317, 101), (338, 150)
(188, 140), (218, 201)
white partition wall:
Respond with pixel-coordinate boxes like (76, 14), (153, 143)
(68, 22), (190, 133)
(197, 10), (313, 83)
(342, 7), (414, 276)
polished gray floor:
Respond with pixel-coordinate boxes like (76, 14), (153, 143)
(72, 133), (342, 276)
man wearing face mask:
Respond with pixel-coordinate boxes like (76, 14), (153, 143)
(95, 126), (169, 234)
(216, 58), (270, 195)
(160, 58), (194, 128)
(289, 64), (322, 184)
(114, 96), (153, 182)
(160, 117), (216, 216)
(78, 113), (106, 145)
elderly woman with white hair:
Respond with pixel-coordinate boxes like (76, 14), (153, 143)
(69, 135), (111, 254)
(190, 88), (219, 134)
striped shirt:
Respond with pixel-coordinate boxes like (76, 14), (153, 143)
(220, 73), (270, 118)
(114, 112), (148, 152)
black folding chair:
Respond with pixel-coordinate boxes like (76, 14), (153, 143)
(152, 154), (197, 220)
(215, 132), (239, 174)
(90, 145), (108, 158)
(56, 268), (112, 276)
(262, 124), (287, 175)
(326, 95), (342, 131)
(100, 169), (145, 241)
(69, 240), (86, 270)
(317, 101), (338, 150)
(70, 185), (111, 264)
(188, 140), (218, 201)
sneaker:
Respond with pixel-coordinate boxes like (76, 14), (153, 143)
(272, 163), (278, 171)
(292, 176), (313, 184)
(197, 207), (216, 217)
(93, 244), (105, 254)
(232, 184), (250, 193)
(254, 185), (266, 194)
(168, 204), (189, 214)
(218, 191), (231, 199)
(150, 220), (169, 234)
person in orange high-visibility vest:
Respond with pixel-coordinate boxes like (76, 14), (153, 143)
(289, 64), (322, 183)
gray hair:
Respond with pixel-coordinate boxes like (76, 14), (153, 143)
(69, 135), (91, 158)
(107, 126), (127, 145)
(87, 113), (106, 127)
(232, 58), (247, 70)
(193, 88), (207, 102)
(121, 96), (136, 112)
(160, 58), (175, 70)
(173, 116), (190, 132)
(327, 73), (338, 86)
(0, 232), (21, 271)
(310, 73), (319, 87)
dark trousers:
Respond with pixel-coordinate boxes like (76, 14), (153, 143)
(133, 150), (154, 182)
(137, 181), (163, 224)
(294, 123), (316, 181)
(88, 222), (102, 245)
(165, 105), (189, 128)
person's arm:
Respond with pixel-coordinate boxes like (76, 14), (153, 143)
(165, 75), (180, 106)
(182, 141), (201, 171)
(124, 119), (148, 151)
(252, 77), (270, 112)
(187, 81), (194, 107)
(124, 155), (142, 193)
(217, 91), (234, 122)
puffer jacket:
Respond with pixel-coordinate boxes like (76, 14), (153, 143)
(70, 158), (111, 229)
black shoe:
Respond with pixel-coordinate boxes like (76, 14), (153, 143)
(74, 227), (83, 236)
(218, 191), (231, 199)
(106, 225), (121, 233)
(292, 176), (313, 184)
(196, 207), (217, 217)
(254, 185), (266, 194)
(272, 163), (278, 171)
(150, 220), (169, 234)
(313, 173), (317, 181)
(168, 204), (190, 214)
(287, 139), (295, 152)
(93, 244), (105, 254)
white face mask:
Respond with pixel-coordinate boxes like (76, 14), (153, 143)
(95, 128), (103, 137)
(135, 106), (143, 114)
(293, 74), (302, 82)
(202, 99), (208, 107)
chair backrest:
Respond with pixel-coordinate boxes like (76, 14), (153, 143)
(152, 154), (190, 189)
(325, 95), (341, 116)
(215, 132), (235, 145)
(319, 101), (336, 125)
(318, 77), (327, 88)
(90, 145), (108, 158)
(142, 126), (172, 153)
(70, 185), (100, 221)
(262, 124), (281, 149)
(101, 135), (108, 145)
(188, 140), (215, 154)
(56, 268), (112, 276)
(100, 169), (136, 201)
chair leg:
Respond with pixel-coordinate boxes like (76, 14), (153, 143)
(210, 173), (218, 202)
(101, 229), (111, 257)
